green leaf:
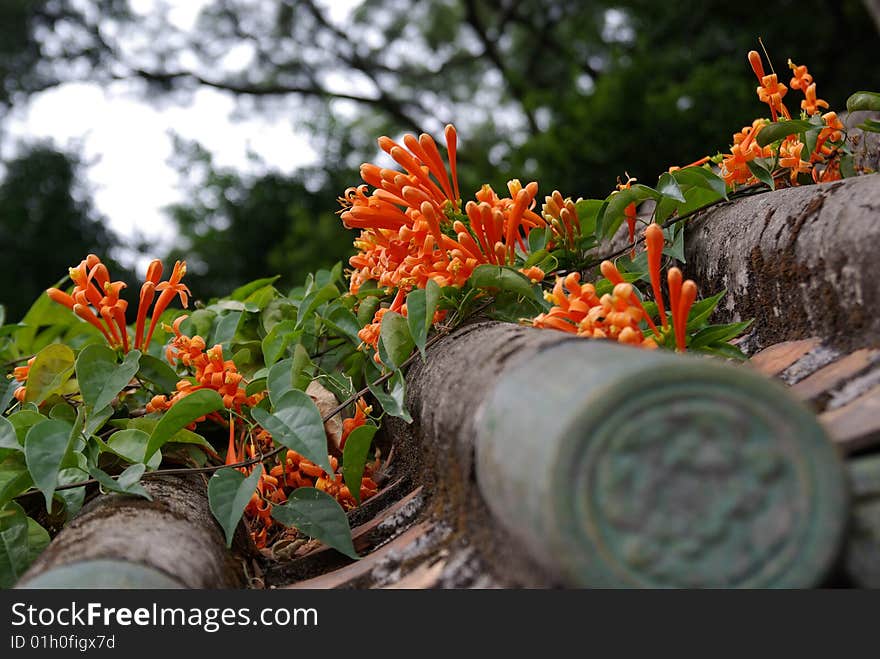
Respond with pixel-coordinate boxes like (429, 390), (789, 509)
(105, 429), (162, 470)
(575, 199), (606, 238)
(755, 120), (814, 147)
(746, 160), (775, 190)
(261, 320), (298, 366)
(320, 306), (362, 346)
(231, 276), (281, 301)
(600, 184), (659, 238)
(24, 418), (75, 511)
(689, 320), (754, 349)
(0, 502), (50, 588)
(75, 345), (141, 412)
(468, 264), (538, 301)
(87, 462), (152, 500)
(0, 416), (20, 453)
(296, 283), (340, 330)
(695, 342), (749, 361)
(857, 118), (880, 133)
(379, 311), (414, 370)
(671, 166), (728, 200)
(663, 227), (685, 263)
(687, 290), (725, 330)
(356, 296), (381, 327)
(137, 354), (180, 393)
(212, 311), (242, 346)
(366, 369), (412, 423)
(54, 467), (87, 521)
(208, 465), (263, 547)
(267, 344), (313, 406)
(342, 425), (378, 505)
(527, 226), (549, 252)
(24, 344), (76, 405)
(271, 487), (358, 559)
(657, 172), (686, 202)
(145, 389), (224, 460)
(8, 410), (46, 444)
(0, 455), (33, 506)
(251, 390), (332, 475)
(847, 91), (880, 113)
(0, 378), (18, 415)
(83, 405), (114, 438)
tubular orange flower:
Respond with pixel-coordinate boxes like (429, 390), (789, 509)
(135, 259), (163, 350)
(645, 224), (668, 329)
(778, 137), (812, 183)
(748, 50), (790, 121)
(143, 261), (190, 350)
(801, 83), (829, 116)
(600, 260), (660, 338)
(788, 59), (812, 91)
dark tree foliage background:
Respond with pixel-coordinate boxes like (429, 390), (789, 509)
(1, 0), (878, 314)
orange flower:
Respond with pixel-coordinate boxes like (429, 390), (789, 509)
(143, 261), (190, 350)
(532, 271), (657, 348)
(10, 356), (35, 402)
(748, 50), (790, 122)
(801, 83), (829, 116)
(645, 224), (668, 329)
(541, 190), (580, 250)
(778, 137), (812, 184)
(47, 255), (191, 354)
(788, 59), (813, 91)
(667, 267), (698, 352)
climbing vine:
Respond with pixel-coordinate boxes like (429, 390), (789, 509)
(0, 49), (877, 588)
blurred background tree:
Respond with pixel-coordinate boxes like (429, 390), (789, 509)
(1, 0), (878, 313)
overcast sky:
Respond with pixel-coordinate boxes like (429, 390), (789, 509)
(2, 0), (357, 266)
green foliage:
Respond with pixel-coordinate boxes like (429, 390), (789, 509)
(75, 346), (141, 412)
(208, 465), (264, 548)
(251, 390), (333, 475)
(146, 389), (225, 460)
(270, 488), (359, 560)
(342, 424), (378, 505)
(0, 502), (49, 589)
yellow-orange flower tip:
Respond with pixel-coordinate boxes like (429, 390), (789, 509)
(747, 50), (765, 80)
(600, 260), (624, 285)
(46, 287), (75, 310)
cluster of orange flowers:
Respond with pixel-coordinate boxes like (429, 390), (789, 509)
(146, 315), (262, 415)
(719, 51), (845, 187)
(236, 401), (379, 550)
(341, 126), (565, 351)
(533, 224), (697, 351)
(12, 255), (191, 403)
(46, 255), (190, 353)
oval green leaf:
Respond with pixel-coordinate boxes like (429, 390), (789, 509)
(846, 91), (880, 113)
(137, 354), (180, 393)
(379, 311), (414, 370)
(342, 424), (378, 505)
(24, 418), (75, 511)
(76, 345), (142, 412)
(145, 389), (224, 460)
(24, 344), (76, 405)
(0, 502), (50, 588)
(251, 389), (332, 475)
(208, 465), (263, 547)
(271, 487), (358, 559)
(755, 119), (815, 147)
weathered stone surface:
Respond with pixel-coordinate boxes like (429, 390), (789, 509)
(749, 338), (822, 376)
(684, 175), (880, 353)
(820, 384), (880, 453)
(18, 475), (245, 588)
(793, 348), (880, 403)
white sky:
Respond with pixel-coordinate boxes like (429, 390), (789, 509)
(2, 0), (359, 266)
